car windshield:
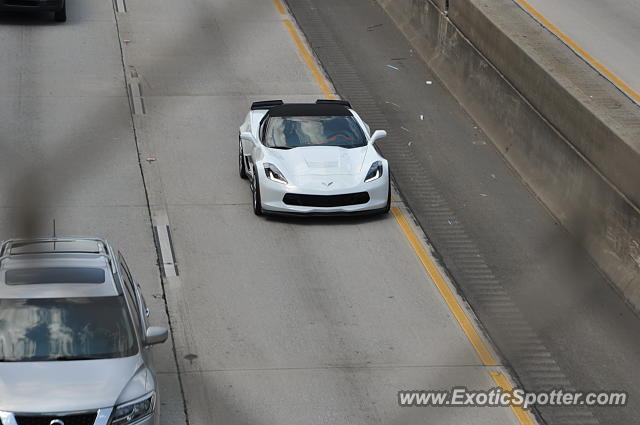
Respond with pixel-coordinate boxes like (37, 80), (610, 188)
(265, 116), (367, 149)
(0, 296), (137, 362)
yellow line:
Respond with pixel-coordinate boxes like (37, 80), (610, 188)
(281, 19), (335, 99)
(513, 0), (640, 104)
(490, 372), (537, 425)
(278, 6), (531, 423)
(272, 0), (286, 15)
(391, 207), (497, 366)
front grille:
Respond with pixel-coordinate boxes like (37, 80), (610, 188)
(283, 192), (370, 207)
(15, 413), (97, 425)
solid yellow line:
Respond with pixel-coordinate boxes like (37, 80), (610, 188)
(514, 0), (640, 104)
(490, 372), (536, 425)
(281, 19), (335, 99)
(272, 0), (286, 15)
(391, 207), (497, 366)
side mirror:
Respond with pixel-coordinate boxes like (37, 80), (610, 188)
(145, 326), (169, 346)
(240, 131), (256, 143)
(370, 130), (387, 144)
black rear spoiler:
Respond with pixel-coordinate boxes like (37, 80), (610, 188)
(316, 99), (352, 108)
(251, 100), (284, 110)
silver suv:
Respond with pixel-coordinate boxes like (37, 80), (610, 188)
(0, 238), (168, 425)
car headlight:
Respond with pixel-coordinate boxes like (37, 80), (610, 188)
(364, 161), (383, 182)
(264, 162), (288, 184)
(111, 392), (155, 425)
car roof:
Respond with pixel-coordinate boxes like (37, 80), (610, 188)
(267, 103), (353, 117)
(251, 99), (354, 119)
(0, 238), (121, 299)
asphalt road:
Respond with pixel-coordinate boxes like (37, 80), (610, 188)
(285, 1), (640, 424)
(0, 1), (525, 425)
(518, 0), (640, 101)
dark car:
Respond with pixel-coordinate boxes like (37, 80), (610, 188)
(0, 0), (66, 22)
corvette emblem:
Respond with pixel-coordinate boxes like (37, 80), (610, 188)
(321, 182), (334, 187)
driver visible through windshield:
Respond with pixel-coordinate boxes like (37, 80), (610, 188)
(265, 116), (367, 149)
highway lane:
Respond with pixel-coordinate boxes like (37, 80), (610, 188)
(114, 0), (527, 424)
(0, 1), (185, 423)
(515, 0), (640, 103)
(284, 1), (640, 424)
(0, 0), (528, 425)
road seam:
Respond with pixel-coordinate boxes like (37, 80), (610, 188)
(110, 3), (190, 424)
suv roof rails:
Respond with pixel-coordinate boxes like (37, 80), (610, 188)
(316, 99), (352, 108)
(251, 100), (284, 110)
(0, 238), (119, 275)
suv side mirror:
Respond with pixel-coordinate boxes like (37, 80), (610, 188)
(370, 130), (387, 144)
(145, 326), (169, 345)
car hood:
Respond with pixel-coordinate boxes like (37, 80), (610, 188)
(0, 355), (144, 413)
(270, 146), (369, 176)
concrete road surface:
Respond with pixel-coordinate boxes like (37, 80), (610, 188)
(519, 0), (640, 102)
(284, 1), (640, 424)
(0, 0), (526, 424)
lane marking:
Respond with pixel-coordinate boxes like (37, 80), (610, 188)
(114, 0), (126, 13)
(391, 207), (497, 366)
(274, 5), (536, 422)
(272, 0), (286, 15)
(281, 19), (335, 99)
(128, 69), (145, 115)
(513, 0), (640, 105)
(490, 372), (537, 425)
(153, 224), (178, 277)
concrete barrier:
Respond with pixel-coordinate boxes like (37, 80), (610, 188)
(376, 0), (640, 310)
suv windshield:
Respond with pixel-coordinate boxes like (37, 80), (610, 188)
(0, 296), (137, 362)
(265, 116), (366, 149)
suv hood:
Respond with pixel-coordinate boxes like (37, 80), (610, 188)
(271, 146), (368, 176)
(0, 355), (143, 413)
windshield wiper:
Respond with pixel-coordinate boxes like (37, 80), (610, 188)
(49, 355), (103, 361)
(0, 355), (103, 362)
(269, 146), (294, 150)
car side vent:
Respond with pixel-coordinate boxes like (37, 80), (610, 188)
(251, 100), (284, 110)
(15, 413), (97, 425)
(316, 99), (352, 108)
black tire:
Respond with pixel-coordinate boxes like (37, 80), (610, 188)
(239, 137), (248, 179)
(252, 174), (263, 216)
(54, 2), (66, 22)
(382, 180), (391, 214)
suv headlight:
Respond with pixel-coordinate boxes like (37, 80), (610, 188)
(264, 162), (288, 184)
(364, 161), (383, 182)
(111, 392), (155, 425)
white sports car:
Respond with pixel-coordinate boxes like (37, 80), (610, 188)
(238, 99), (390, 216)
